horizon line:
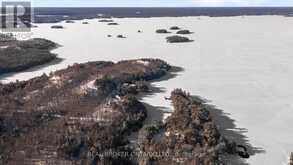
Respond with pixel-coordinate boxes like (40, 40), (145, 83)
(31, 6), (293, 8)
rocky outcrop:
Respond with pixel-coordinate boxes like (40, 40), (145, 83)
(82, 22), (89, 24)
(0, 38), (58, 75)
(0, 59), (171, 165)
(166, 35), (192, 43)
(138, 89), (249, 165)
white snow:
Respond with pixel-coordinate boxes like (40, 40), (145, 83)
(1, 16), (293, 165)
(136, 60), (150, 66)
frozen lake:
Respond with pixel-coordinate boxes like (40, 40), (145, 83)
(1, 16), (293, 164)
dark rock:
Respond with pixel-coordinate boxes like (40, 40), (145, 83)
(82, 22), (89, 24)
(166, 35), (192, 43)
(176, 30), (192, 34)
(107, 35), (112, 37)
(138, 30), (142, 33)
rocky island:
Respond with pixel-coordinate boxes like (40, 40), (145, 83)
(156, 29), (170, 34)
(0, 35), (58, 75)
(0, 57), (249, 164)
(51, 25), (64, 29)
(108, 22), (119, 25)
(98, 19), (114, 22)
(0, 59), (171, 164)
(176, 30), (192, 34)
(170, 26), (180, 30)
(166, 35), (193, 43)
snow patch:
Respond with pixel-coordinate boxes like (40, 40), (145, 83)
(136, 60), (150, 66)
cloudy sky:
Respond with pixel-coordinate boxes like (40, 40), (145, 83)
(32, 0), (293, 7)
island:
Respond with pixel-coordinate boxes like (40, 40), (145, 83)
(0, 59), (170, 164)
(156, 29), (170, 34)
(51, 25), (64, 29)
(166, 35), (193, 43)
(65, 20), (75, 23)
(98, 19), (114, 22)
(176, 30), (193, 34)
(108, 22), (119, 25)
(0, 58), (249, 164)
(170, 26), (181, 30)
(0, 35), (58, 75)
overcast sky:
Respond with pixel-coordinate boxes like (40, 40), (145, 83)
(32, 0), (293, 7)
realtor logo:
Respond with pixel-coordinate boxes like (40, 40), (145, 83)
(1, 1), (32, 32)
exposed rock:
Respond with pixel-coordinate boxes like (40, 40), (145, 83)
(138, 30), (142, 33)
(166, 35), (192, 43)
(170, 26), (180, 30)
(107, 35), (112, 37)
(176, 30), (192, 34)
(82, 22), (89, 24)
(51, 25), (64, 29)
(156, 29), (169, 34)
